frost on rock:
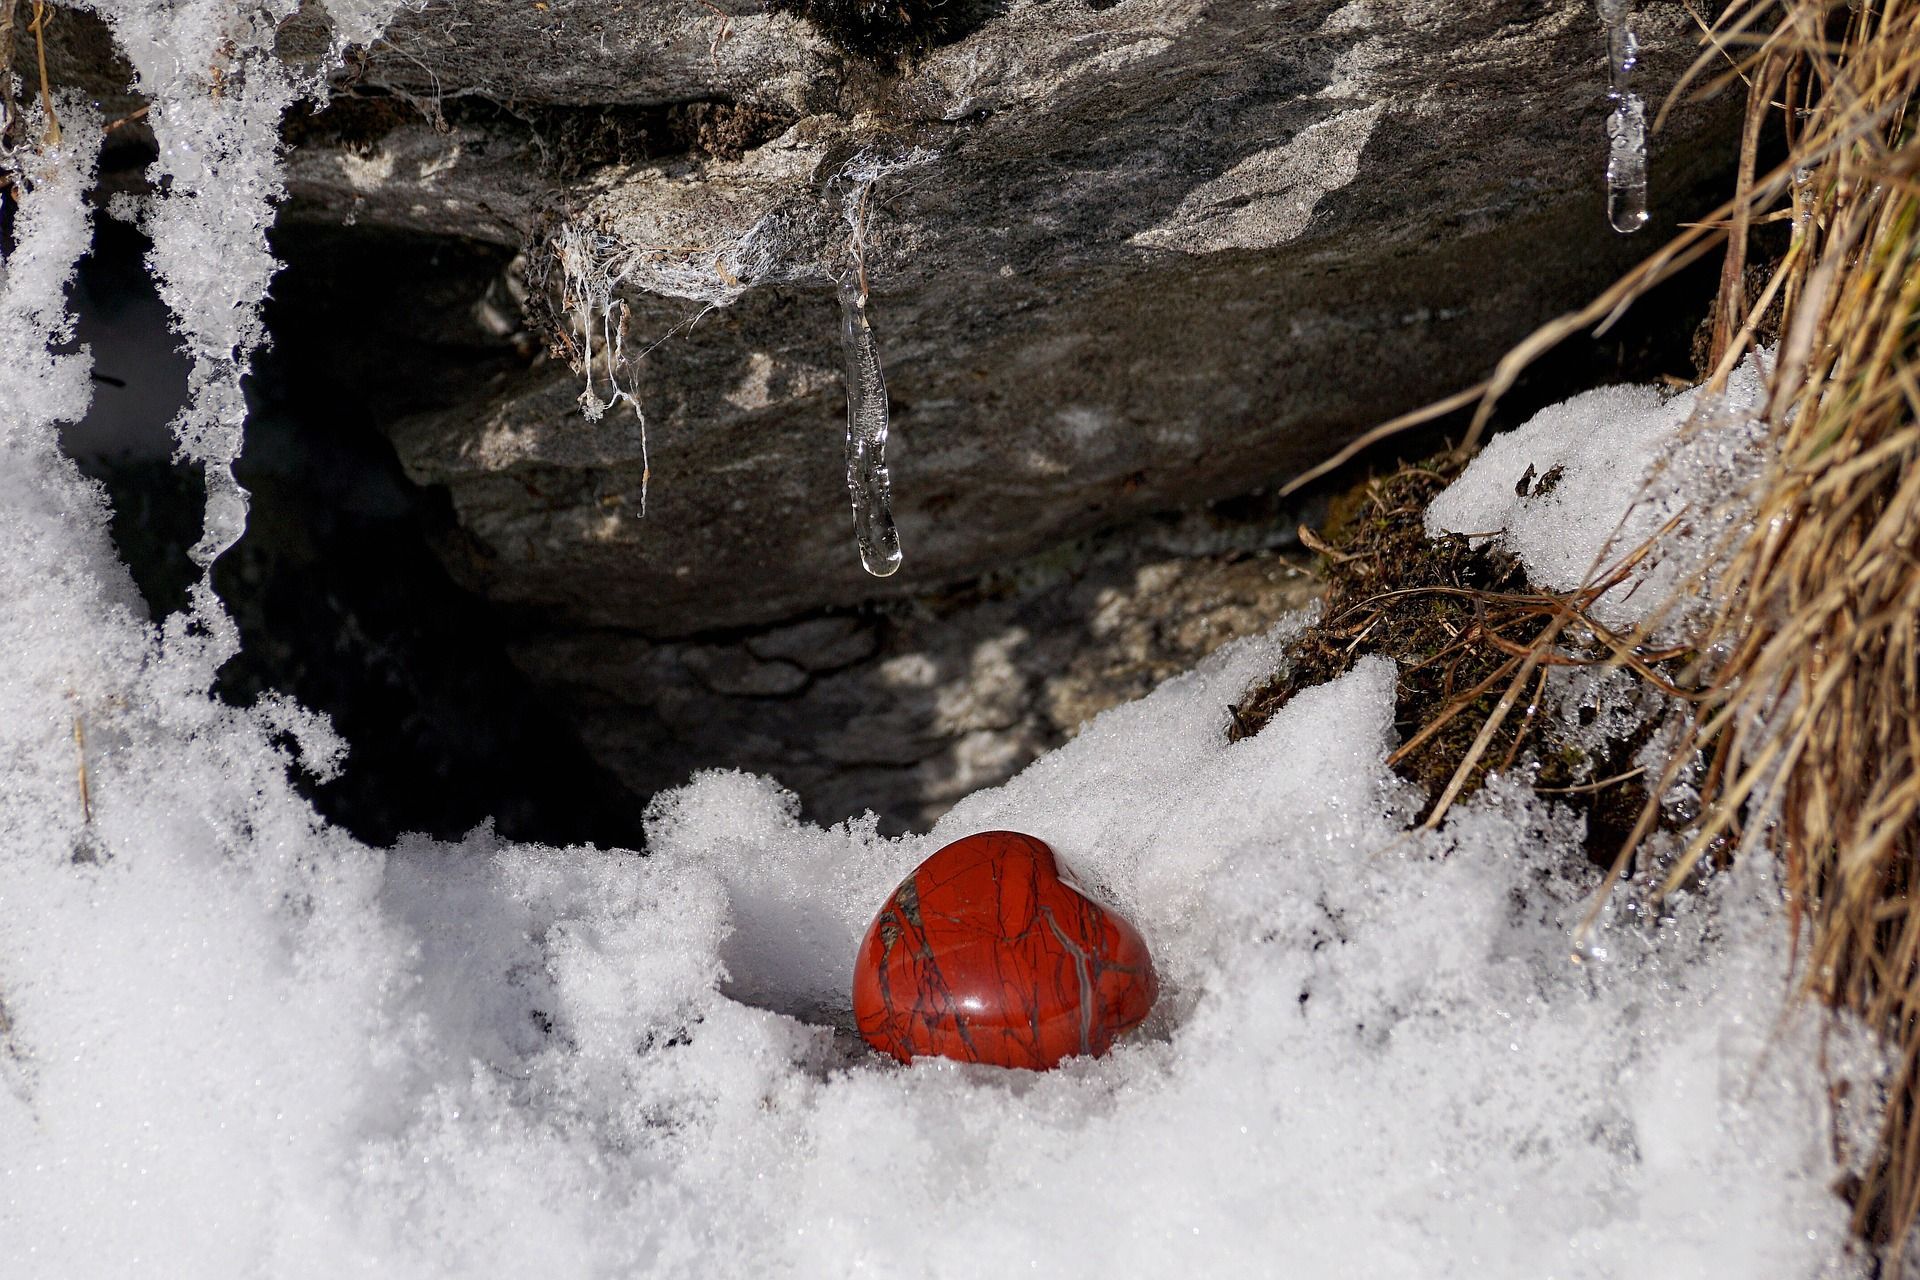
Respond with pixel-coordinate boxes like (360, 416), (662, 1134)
(545, 142), (931, 573)
(543, 148), (822, 429)
(1598, 0), (1650, 233)
(550, 223), (653, 511)
(1425, 352), (1771, 638)
(69, 0), (410, 655)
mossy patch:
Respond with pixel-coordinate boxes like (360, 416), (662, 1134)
(1230, 459), (1661, 864)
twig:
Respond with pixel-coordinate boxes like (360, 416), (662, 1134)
(1296, 523), (1361, 564)
(105, 104), (149, 134)
(27, 0), (57, 146)
(1, 0), (19, 145)
(697, 0), (733, 73)
(1277, 383), (1486, 498)
(1534, 765), (1649, 795)
(73, 715), (90, 826)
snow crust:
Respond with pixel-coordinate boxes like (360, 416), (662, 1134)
(0, 36), (1873, 1280)
(1426, 357), (1770, 633)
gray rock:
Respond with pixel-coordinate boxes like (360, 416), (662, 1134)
(745, 614), (880, 670)
(511, 518), (1322, 832)
(287, 0), (1736, 639)
(682, 644), (813, 696)
(58, 0), (1744, 830)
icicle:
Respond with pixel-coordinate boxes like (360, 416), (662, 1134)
(1598, 0), (1649, 234)
(832, 162), (902, 579)
(837, 266), (901, 578)
(547, 145), (932, 566)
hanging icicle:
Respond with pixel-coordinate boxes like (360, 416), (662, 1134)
(1597, 0), (1649, 233)
(836, 172), (903, 579)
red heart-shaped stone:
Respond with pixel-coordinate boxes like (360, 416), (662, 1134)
(852, 830), (1158, 1069)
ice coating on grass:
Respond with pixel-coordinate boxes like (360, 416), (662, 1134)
(81, 0), (292, 575)
(1425, 353), (1771, 635)
(0, 117), (100, 441)
(72, 0), (410, 586)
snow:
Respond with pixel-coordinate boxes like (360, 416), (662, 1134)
(0, 20), (1875, 1280)
(0, 457), (1876, 1273)
(1426, 354), (1770, 634)
(1, 355), (1876, 1275)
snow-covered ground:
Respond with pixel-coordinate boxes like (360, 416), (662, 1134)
(1, 370), (1877, 1274)
(0, 29), (1883, 1280)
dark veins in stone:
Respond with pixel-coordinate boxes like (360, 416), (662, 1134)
(852, 830), (1157, 1070)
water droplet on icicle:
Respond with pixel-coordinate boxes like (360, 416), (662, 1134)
(1605, 95), (1649, 233)
(190, 462), (251, 568)
(838, 273), (902, 578)
(1597, 0), (1650, 234)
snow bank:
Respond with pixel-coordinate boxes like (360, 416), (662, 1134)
(1, 483), (1873, 1275)
(1426, 356), (1771, 633)
(3, 361), (1874, 1276)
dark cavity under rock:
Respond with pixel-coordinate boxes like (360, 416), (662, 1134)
(67, 222), (643, 850)
(521, 516), (1322, 834)
(768, 0), (1009, 63)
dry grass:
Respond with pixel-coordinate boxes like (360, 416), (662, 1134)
(1643, 0), (1920, 1249)
(0, 0), (62, 153)
(0, 0), (17, 145)
(1275, 0), (1920, 1252)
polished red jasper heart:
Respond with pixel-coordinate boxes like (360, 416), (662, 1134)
(852, 830), (1158, 1070)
